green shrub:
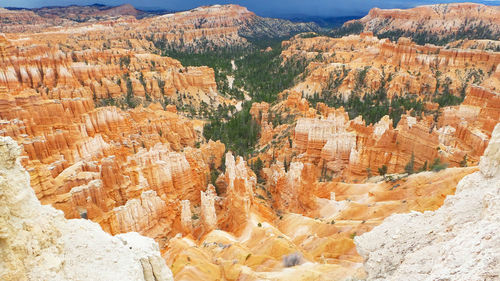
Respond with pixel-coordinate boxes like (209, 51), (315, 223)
(404, 153), (415, 174)
(378, 165), (388, 176)
(430, 158), (448, 172)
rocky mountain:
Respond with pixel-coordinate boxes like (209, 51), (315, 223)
(137, 4), (319, 52)
(0, 4), (318, 51)
(0, 4), (155, 33)
(335, 3), (500, 45)
(32, 4), (150, 21)
(283, 33), (500, 100)
(0, 7), (72, 33)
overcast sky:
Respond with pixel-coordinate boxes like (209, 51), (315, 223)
(2, 0), (499, 17)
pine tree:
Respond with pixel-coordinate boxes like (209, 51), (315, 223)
(460, 154), (468, 167)
(378, 165), (388, 176)
(253, 158), (263, 183)
(404, 152), (415, 174)
(422, 160), (428, 171)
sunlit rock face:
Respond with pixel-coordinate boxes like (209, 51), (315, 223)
(0, 33), (227, 111)
(251, 85), (497, 182)
(282, 33), (500, 100)
(267, 30), (500, 180)
(343, 3), (500, 40)
(0, 53), (227, 246)
(216, 152), (257, 234)
(0, 30), (232, 249)
(355, 123), (500, 281)
(200, 185), (218, 232)
(0, 136), (173, 281)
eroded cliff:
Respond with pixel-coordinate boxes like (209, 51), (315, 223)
(339, 3), (500, 44)
(0, 136), (174, 281)
(355, 123), (500, 281)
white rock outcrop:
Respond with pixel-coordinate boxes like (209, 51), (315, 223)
(355, 123), (500, 281)
(200, 185), (217, 231)
(0, 136), (174, 281)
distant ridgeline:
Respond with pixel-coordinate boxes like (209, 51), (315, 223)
(331, 3), (500, 45)
(151, 5), (319, 54)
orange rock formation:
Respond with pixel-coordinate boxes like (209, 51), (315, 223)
(250, 83), (498, 183)
(0, 34), (228, 111)
(0, 35), (228, 248)
(344, 3), (500, 38)
(282, 33), (500, 99)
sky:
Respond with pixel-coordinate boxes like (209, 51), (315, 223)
(2, 0), (500, 17)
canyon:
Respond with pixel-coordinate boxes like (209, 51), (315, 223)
(0, 2), (499, 281)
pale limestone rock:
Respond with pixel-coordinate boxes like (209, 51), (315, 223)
(355, 123), (500, 281)
(111, 190), (167, 234)
(373, 115), (391, 139)
(0, 136), (173, 281)
(479, 123), (500, 178)
(200, 185), (217, 231)
(329, 192), (336, 201)
(180, 199), (193, 232)
(116, 232), (174, 281)
(287, 162), (304, 190)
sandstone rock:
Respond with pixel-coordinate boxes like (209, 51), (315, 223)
(0, 136), (173, 281)
(0, 38), (228, 241)
(355, 123), (500, 281)
(346, 3), (500, 40)
(271, 82), (499, 181)
(1, 4), (317, 55)
(200, 185), (218, 232)
(109, 190), (170, 238)
(180, 200), (193, 234)
(2, 3), (499, 280)
(283, 33), (499, 100)
(219, 152), (256, 233)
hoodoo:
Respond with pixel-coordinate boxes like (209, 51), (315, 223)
(0, 136), (173, 281)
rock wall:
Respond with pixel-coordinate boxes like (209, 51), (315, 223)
(255, 83), (499, 181)
(1, 4), (317, 51)
(0, 136), (173, 281)
(355, 123), (500, 281)
(344, 3), (500, 41)
(0, 34), (227, 111)
(0, 31), (229, 256)
(282, 33), (500, 100)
